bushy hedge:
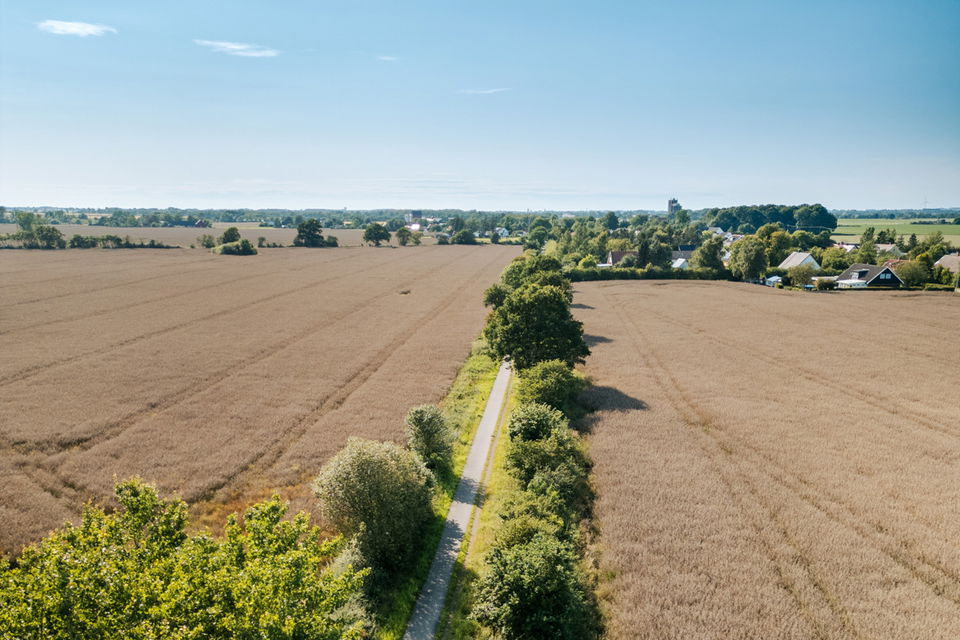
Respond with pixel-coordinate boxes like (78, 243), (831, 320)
(516, 359), (588, 417)
(473, 395), (598, 638)
(215, 239), (258, 255)
(565, 265), (732, 282)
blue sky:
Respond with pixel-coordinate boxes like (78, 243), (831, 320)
(1, 0), (958, 210)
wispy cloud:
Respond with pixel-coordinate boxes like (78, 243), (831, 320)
(194, 40), (279, 57)
(37, 20), (116, 37)
(377, 55), (398, 61)
(458, 88), (510, 95)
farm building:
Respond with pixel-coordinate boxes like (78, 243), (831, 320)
(607, 250), (639, 266)
(778, 251), (820, 270)
(934, 253), (960, 274)
(836, 263), (903, 289)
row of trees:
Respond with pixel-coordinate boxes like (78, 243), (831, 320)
(1, 213), (178, 250)
(473, 254), (599, 638)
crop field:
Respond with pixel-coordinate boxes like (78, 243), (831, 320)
(0, 223), (390, 247)
(0, 244), (518, 554)
(832, 218), (960, 245)
(573, 281), (960, 639)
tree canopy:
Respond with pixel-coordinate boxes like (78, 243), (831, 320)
(362, 223), (391, 246)
(483, 284), (589, 370)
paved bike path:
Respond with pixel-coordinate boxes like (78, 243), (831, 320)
(403, 360), (512, 640)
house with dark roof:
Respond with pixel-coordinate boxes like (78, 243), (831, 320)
(836, 263), (903, 289)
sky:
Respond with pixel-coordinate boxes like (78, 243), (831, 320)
(1, 0), (958, 211)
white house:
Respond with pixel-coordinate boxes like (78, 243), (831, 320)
(671, 258), (690, 269)
(778, 251), (820, 271)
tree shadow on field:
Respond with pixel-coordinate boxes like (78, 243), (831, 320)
(575, 385), (648, 435)
(583, 334), (613, 347)
(571, 302), (595, 309)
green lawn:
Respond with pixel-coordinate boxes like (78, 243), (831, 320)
(832, 218), (960, 245)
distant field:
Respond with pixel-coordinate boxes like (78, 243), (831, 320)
(832, 218), (960, 244)
(0, 223), (425, 247)
(0, 244), (519, 554)
(575, 281), (960, 639)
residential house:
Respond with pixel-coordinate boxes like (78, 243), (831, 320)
(875, 243), (904, 257)
(934, 253), (960, 274)
(671, 258), (690, 269)
(778, 251), (820, 271)
(836, 263), (903, 289)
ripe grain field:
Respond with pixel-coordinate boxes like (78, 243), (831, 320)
(0, 244), (519, 554)
(573, 281), (960, 640)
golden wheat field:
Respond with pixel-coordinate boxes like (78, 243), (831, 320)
(0, 223), (383, 247)
(574, 281), (960, 640)
(0, 244), (518, 554)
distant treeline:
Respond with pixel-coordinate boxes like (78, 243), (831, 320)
(701, 204), (837, 233)
(830, 208), (960, 219)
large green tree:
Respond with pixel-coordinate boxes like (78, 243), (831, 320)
(691, 235), (725, 270)
(362, 223), (391, 246)
(483, 284), (589, 370)
(0, 479), (367, 640)
(294, 219), (325, 247)
(728, 236), (768, 281)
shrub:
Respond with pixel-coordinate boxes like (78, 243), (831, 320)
(197, 233), (217, 248)
(815, 278), (837, 291)
(473, 533), (595, 640)
(483, 283), (511, 309)
(436, 235), (449, 245)
(507, 402), (568, 442)
(516, 360), (588, 416)
(325, 235), (339, 247)
(257, 236), (267, 248)
(216, 239), (258, 255)
(313, 439), (432, 576)
(578, 255), (598, 268)
(405, 404), (453, 472)
(506, 427), (586, 489)
(451, 229), (478, 244)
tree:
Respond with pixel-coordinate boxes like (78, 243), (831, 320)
(405, 405), (453, 472)
(894, 260), (929, 288)
(578, 255), (597, 268)
(363, 223), (391, 246)
(395, 226), (413, 246)
(219, 226), (241, 244)
(483, 283), (511, 309)
(788, 264), (816, 287)
(602, 212), (619, 230)
(855, 240), (878, 265)
(728, 236), (768, 281)
(313, 438), (432, 574)
(294, 219), (325, 247)
(0, 479), (368, 640)
(484, 284), (589, 370)
(500, 255), (563, 289)
(451, 229), (477, 245)
(516, 361), (588, 417)
(197, 233), (217, 249)
(490, 231), (501, 244)
(691, 235), (724, 270)
(31, 225), (66, 249)
(820, 246), (851, 271)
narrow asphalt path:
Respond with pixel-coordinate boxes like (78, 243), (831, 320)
(403, 360), (512, 640)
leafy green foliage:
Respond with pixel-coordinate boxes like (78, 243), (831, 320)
(516, 361), (588, 417)
(313, 438), (432, 577)
(216, 238), (258, 255)
(787, 264), (816, 287)
(395, 226), (413, 246)
(219, 226), (242, 244)
(500, 254), (563, 289)
(294, 218), (326, 247)
(405, 404), (453, 473)
(691, 234), (725, 270)
(728, 236), (768, 280)
(451, 229), (478, 244)
(197, 233), (217, 248)
(507, 402), (568, 442)
(482, 283), (511, 309)
(483, 284), (589, 370)
(0, 479), (368, 640)
(894, 260), (930, 287)
(363, 223), (391, 246)
(473, 533), (594, 640)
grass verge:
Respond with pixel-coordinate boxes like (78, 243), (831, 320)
(373, 339), (500, 640)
